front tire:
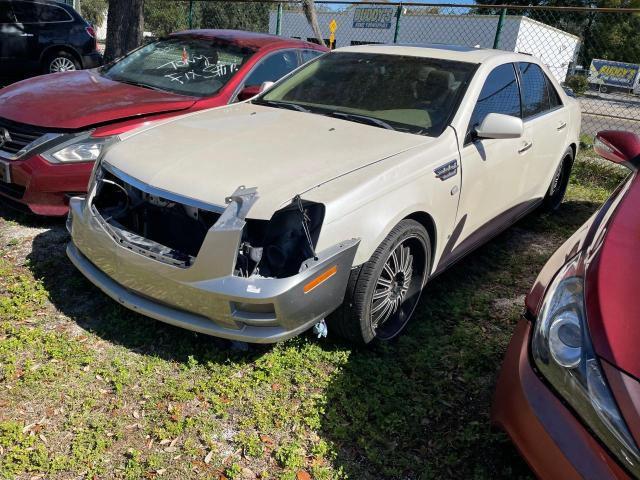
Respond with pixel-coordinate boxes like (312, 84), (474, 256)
(328, 219), (430, 344)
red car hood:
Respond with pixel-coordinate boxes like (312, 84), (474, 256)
(587, 173), (640, 379)
(0, 70), (197, 130)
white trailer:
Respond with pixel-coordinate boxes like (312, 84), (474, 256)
(270, 8), (580, 82)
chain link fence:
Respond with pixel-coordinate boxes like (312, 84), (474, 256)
(141, 1), (640, 138)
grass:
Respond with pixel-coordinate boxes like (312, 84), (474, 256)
(0, 153), (629, 479)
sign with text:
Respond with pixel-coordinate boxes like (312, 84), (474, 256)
(588, 58), (640, 89)
(353, 7), (395, 29)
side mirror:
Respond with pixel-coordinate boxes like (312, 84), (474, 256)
(260, 81), (275, 92)
(594, 130), (640, 168)
(237, 85), (261, 101)
(237, 81), (275, 102)
(475, 113), (523, 140)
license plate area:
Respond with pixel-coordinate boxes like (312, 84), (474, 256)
(0, 161), (10, 184)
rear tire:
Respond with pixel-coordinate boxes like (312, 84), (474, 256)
(328, 219), (430, 345)
(541, 148), (574, 212)
(44, 51), (80, 73)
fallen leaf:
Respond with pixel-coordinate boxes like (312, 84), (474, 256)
(204, 450), (214, 465)
(296, 472), (311, 480)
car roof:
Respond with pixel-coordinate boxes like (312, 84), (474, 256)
(169, 29), (325, 50)
(333, 43), (530, 63)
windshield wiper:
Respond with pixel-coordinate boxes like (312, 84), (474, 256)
(327, 111), (395, 131)
(258, 99), (310, 113)
(114, 78), (169, 93)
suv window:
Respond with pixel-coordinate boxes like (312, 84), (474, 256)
(546, 74), (563, 109)
(301, 49), (322, 64)
(0, 2), (15, 23)
(13, 1), (71, 23)
(468, 63), (521, 136)
(244, 50), (299, 87)
(518, 62), (551, 118)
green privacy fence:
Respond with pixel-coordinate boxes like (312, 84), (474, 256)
(141, 1), (640, 136)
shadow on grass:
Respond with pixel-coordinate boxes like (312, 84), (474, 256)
(19, 199), (598, 478)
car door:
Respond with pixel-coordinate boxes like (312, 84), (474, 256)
(451, 63), (527, 256)
(0, 1), (17, 67)
(517, 62), (570, 200)
(9, 0), (41, 71)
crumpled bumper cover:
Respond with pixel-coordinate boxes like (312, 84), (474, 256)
(66, 196), (359, 343)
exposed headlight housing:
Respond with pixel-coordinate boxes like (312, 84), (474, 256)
(42, 134), (115, 164)
(532, 256), (640, 476)
(239, 199), (325, 279)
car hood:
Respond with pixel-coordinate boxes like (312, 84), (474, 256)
(0, 70), (197, 130)
(587, 173), (640, 379)
(105, 102), (432, 219)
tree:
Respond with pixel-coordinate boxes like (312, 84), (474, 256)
(104, 0), (144, 62)
(144, 0), (188, 37)
(78, 0), (107, 27)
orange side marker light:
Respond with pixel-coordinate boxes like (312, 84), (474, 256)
(303, 265), (338, 294)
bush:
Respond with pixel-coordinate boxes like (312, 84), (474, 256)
(565, 74), (589, 96)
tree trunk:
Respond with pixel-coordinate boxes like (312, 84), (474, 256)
(104, 0), (144, 62)
(301, 0), (326, 47)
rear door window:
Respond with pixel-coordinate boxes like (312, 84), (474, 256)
(468, 63), (521, 137)
(546, 75), (563, 109)
(518, 62), (551, 118)
(12, 1), (71, 23)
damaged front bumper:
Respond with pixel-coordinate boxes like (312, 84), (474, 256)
(66, 191), (359, 343)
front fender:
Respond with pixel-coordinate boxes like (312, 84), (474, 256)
(304, 130), (462, 269)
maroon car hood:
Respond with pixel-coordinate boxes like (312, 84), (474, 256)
(587, 174), (640, 379)
(0, 70), (197, 130)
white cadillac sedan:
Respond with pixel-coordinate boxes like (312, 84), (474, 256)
(66, 44), (580, 344)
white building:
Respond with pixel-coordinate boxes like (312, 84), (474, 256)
(270, 7), (580, 81)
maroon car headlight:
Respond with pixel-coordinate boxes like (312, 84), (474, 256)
(42, 134), (117, 164)
(532, 256), (640, 476)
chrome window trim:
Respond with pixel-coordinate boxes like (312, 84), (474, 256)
(101, 162), (226, 214)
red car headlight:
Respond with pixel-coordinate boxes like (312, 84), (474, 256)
(532, 255), (640, 476)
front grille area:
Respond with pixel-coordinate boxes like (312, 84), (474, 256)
(93, 168), (222, 267)
(0, 117), (63, 156)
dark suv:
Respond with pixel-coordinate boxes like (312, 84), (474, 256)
(0, 0), (102, 75)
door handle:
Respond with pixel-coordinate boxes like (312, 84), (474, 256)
(518, 142), (533, 154)
(19, 33), (34, 37)
(557, 121), (567, 131)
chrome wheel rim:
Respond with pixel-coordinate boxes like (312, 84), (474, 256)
(370, 235), (427, 340)
(50, 57), (76, 72)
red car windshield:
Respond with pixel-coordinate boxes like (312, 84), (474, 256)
(102, 37), (257, 97)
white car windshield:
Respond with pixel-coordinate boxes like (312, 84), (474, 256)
(257, 52), (477, 136)
(102, 37), (256, 97)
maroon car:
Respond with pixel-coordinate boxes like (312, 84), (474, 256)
(0, 30), (326, 215)
(492, 130), (640, 479)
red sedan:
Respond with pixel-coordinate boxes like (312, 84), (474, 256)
(492, 130), (640, 479)
(0, 30), (326, 215)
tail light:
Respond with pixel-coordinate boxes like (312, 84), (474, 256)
(86, 26), (97, 50)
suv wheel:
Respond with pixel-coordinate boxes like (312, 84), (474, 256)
(328, 219), (430, 344)
(44, 51), (80, 73)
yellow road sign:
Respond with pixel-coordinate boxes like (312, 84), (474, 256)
(329, 19), (337, 33)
